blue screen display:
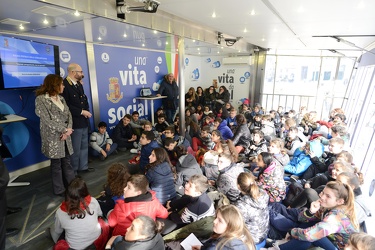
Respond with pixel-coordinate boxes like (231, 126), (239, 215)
(0, 36), (59, 89)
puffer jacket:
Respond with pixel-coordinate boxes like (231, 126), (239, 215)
(146, 161), (177, 205)
(113, 233), (165, 250)
(257, 161), (286, 203)
(108, 191), (168, 236)
(217, 120), (234, 140)
(202, 237), (249, 250)
(175, 154), (202, 187)
(284, 140), (324, 176)
(232, 124), (251, 149)
(217, 163), (244, 202)
(235, 190), (270, 244)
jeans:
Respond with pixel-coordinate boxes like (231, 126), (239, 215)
(50, 144), (75, 195)
(70, 127), (89, 172)
(90, 143), (118, 158)
(279, 237), (338, 250)
(165, 108), (176, 124)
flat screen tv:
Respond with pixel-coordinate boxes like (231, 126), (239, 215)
(0, 35), (60, 90)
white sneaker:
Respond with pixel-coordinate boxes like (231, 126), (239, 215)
(130, 148), (138, 154)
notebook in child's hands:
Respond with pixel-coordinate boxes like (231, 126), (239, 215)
(180, 233), (203, 250)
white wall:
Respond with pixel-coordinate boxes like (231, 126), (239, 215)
(183, 55), (254, 109)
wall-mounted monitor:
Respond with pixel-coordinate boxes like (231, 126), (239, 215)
(0, 35), (60, 90)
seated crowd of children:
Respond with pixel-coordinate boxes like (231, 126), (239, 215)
(48, 88), (373, 250)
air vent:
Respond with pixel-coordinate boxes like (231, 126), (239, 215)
(31, 6), (69, 16)
(0, 18), (30, 26)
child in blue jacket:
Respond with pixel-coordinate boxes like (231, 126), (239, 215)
(284, 140), (324, 176)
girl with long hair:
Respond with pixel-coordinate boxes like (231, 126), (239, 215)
(235, 172), (269, 246)
(256, 152), (286, 203)
(50, 177), (107, 250)
(98, 163), (130, 217)
(145, 148), (177, 205)
(186, 87), (198, 108)
(196, 86), (205, 107)
(193, 204), (255, 250)
(269, 181), (359, 250)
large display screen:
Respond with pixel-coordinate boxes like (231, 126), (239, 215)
(0, 35), (59, 90)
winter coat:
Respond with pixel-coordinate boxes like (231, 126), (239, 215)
(202, 237), (249, 250)
(292, 207), (358, 249)
(217, 163), (244, 202)
(235, 190), (270, 244)
(175, 154), (202, 187)
(35, 94), (73, 159)
(140, 140), (160, 172)
(284, 140), (324, 176)
(158, 79), (179, 110)
(232, 124), (251, 149)
(112, 121), (134, 146)
(146, 161), (177, 205)
(248, 139), (268, 157)
(113, 233), (165, 250)
(217, 120), (234, 140)
(261, 120), (276, 138)
(273, 153), (290, 166)
(257, 161), (286, 203)
(216, 90), (230, 104)
(108, 191), (168, 236)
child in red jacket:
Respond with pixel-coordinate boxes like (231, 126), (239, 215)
(107, 174), (168, 237)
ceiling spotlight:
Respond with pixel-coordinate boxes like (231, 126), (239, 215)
(142, 43), (145, 47)
(212, 11), (216, 18)
(74, 10), (80, 16)
(243, 28), (248, 33)
(153, 30), (157, 34)
(123, 33), (127, 37)
(19, 24), (24, 30)
(43, 18), (49, 24)
(250, 10), (255, 15)
(165, 41), (168, 45)
(98, 37), (102, 40)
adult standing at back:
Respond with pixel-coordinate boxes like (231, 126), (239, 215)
(62, 63), (93, 173)
(157, 73), (179, 124)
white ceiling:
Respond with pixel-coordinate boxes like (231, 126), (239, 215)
(1, 0), (375, 57)
(159, 0), (375, 55)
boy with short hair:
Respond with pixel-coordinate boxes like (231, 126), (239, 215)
(192, 126), (214, 152)
(301, 137), (345, 180)
(138, 131), (160, 172)
(108, 174), (168, 236)
(129, 111), (148, 138)
(284, 126), (307, 157)
(213, 117), (233, 140)
(226, 108), (238, 131)
(112, 114), (137, 151)
(89, 121), (118, 160)
(248, 130), (267, 159)
(167, 174), (215, 226)
(154, 114), (169, 134)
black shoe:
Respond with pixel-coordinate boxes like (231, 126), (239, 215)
(78, 167), (95, 173)
(6, 228), (19, 237)
(7, 206), (22, 215)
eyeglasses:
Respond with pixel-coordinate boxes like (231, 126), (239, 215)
(73, 71), (83, 74)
